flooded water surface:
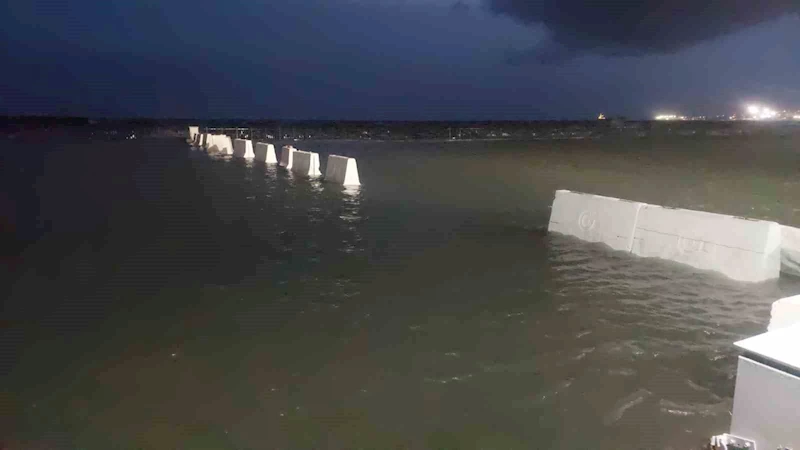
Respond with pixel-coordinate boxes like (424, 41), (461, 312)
(3, 134), (800, 449)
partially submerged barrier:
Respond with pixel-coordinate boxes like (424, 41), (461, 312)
(280, 146), (295, 169)
(233, 139), (255, 159)
(291, 150), (321, 177)
(548, 190), (782, 282)
(254, 143), (277, 164)
(325, 155), (360, 186)
(548, 190), (643, 252)
(631, 205), (780, 283)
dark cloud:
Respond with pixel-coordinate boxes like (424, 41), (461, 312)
(487, 0), (800, 62)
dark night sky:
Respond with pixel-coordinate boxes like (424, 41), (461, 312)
(2, 0), (799, 120)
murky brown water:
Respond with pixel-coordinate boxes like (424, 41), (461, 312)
(3, 134), (800, 449)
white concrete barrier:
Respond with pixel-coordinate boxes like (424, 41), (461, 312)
(768, 295), (800, 331)
(291, 150), (321, 177)
(279, 145), (295, 169)
(325, 155), (360, 186)
(548, 190), (645, 252)
(233, 139), (255, 159)
(254, 143), (277, 164)
(208, 134), (233, 155)
(188, 126), (199, 142)
(780, 225), (800, 277)
(206, 134), (220, 154)
(631, 205), (781, 282)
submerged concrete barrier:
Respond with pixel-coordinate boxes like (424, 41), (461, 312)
(233, 139), (255, 159)
(206, 134), (220, 154)
(631, 205), (781, 282)
(325, 155), (360, 186)
(215, 135), (233, 155)
(254, 143), (277, 164)
(768, 294), (800, 331)
(291, 150), (322, 177)
(280, 146), (295, 169)
(188, 126), (199, 142)
(780, 225), (800, 277)
(548, 190), (644, 252)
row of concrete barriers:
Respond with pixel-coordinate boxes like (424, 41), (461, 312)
(188, 128), (360, 186)
(547, 189), (800, 283)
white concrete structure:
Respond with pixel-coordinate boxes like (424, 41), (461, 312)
(206, 134), (219, 153)
(233, 139), (255, 159)
(291, 150), (322, 177)
(631, 205), (781, 282)
(780, 225), (800, 277)
(188, 126), (199, 142)
(279, 145), (295, 169)
(210, 134), (233, 155)
(254, 143), (277, 164)
(325, 155), (360, 186)
(548, 190), (645, 252)
(726, 324), (800, 449)
(768, 294), (800, 331)
(198, 133), (209, 149)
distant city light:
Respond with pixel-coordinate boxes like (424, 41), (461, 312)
(745, 104), (778, 120)
(655, 114), (687, 121)
(597, 113), (606, 120)
(794, 115), (800, 120)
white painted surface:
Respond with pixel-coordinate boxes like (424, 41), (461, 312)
(207, 135), (232, 155)
(218, 135), (233, 155)
(280, 146), (295, 169)
(188, 126), (199, 141)
(769, 294), (800, 331)
(631, 205), (781, 282)
(233, 139), (255, 159)
(199, 133), (209, 148)
(206, 134), (219, 154)
(254, 143), (277, 163)
(291, 150), (322, 177)
(780, 225), (800, 276)
(325, 155), (361, 186)
(547, 190), (645, 252)
(730, 356), (800, 449)
(736, 322), (800, 370)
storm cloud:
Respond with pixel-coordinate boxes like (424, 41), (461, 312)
(487, 0), (800, 62)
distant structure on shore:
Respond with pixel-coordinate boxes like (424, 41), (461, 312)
(654, 103), (800, 122)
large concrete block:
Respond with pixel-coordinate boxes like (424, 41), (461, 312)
(325, 155), (360, 186)
(206, 134), (219, 154)
(254, 143), (277, 164)
(233, 139), (255, 159)
(780, 225), (800, 277)
(291, 150), (321, 177)
(280, 145), (295, 169)
(188, 126), (199, 141)
(768, 294), (800, 331)
(212, 135), (232, 155)
(547, 190), (645, 252)
(631, 205), (781, 282)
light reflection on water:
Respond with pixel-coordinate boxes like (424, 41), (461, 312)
(3, 136), (800, 449)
